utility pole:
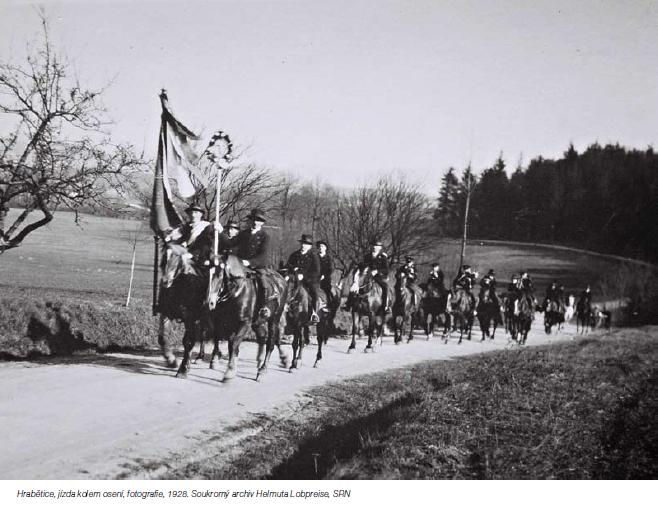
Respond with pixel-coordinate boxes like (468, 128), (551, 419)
(459, 167), (475, 269)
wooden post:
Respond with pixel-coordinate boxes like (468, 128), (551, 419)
(208, 166), (222, 301)
(459, 172), (473, 270)
(152, 235), (159, 315)
(126, 237), (137, 307)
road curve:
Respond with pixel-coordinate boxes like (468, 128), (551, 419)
(0, 320), (584, 479)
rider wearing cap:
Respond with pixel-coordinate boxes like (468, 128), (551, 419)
(164, 204), (220, 267)
(316, 240), (334, 305)
(361, 239), (391, 313)
(286, 234), (322, 324)
(453, 264), (477, 310)
(395, 255), (419, 306)
(543, 280), (560, 311)
(426, 262), (445, 290)
(479, 268), (499, 306)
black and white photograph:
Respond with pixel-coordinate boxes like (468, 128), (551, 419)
(0, 0), (656, 496)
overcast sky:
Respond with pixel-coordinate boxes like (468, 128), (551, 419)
(1, 0), (657, 191)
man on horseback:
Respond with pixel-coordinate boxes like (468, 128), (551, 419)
(286, 234), (322, 324)
(426, 262), (445, 290)
(580, 285), (593, 306)
(317, 240), (335, 307)
(164, 204), (219, 268)
(362, 239), (391, 313)
(236, 208), (276, 314)
(543, 280), (560, 311)
(453, 264), (477, 310)
(218, 218), (240, 256)
(395, 256), (419, 306)
(479, 269), (500, 319)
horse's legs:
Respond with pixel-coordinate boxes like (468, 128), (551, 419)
(224, 323), (247, 382)
(158, 315), (178, 368)
(406, 314), (414, 343)
(290, 326), (301, 370)
(314, 320), (325, 368)
(348, 311), (358, 353)
(175, 320), (197, 378)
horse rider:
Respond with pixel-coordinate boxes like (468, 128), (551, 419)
(236, 208), (276, 310)
(452, 264), (477, 310)
(543, 280), (560, 311)
(580, 285), (593, 306)
(218, 218), (240, 255)
(426, 262), (445, 291)
(395, 255), (419, 306)
(164, 204), (221, 268)
(286, 234), (322, 324)
(349, 239), (391, 313)
(519, 270), (534, 294)
(316, 240), (334, 305)
(479, 268), (500, 307)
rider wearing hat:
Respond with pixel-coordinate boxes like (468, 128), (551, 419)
(453, 264), (477, 310)
(395, 255), (419, 306)
(236, 208), (275, 310)
(479, 268), (499, 306)
(543, 280), (560, 311)
(426, 262), (445, 290)
(164, 204), (220, 266)
(316, 240), (334, 304)
(286, 234), (322, 324)
(361, 239), (391, 313)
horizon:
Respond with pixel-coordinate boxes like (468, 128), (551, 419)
(1, 0), (657, 192)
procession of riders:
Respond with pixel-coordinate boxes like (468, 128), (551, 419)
(161, 203), (597, 335)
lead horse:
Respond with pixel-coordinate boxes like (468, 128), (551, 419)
(477, 287), (502, 341)
(206, 254), (289, 382)
(419, 280), (450, 340)
(447, 287), (474, 344)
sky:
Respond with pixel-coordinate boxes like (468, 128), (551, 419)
(1, 0), (657, 192)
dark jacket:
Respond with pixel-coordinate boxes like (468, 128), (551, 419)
(480, 275), (496, 290)
(427, 270), (445, 289)
(217, 232), (240, 256)
(453, 272), (475, 291)
(363, 252), (389, 276)
(318, 253), (334, 283)
(237, 228), (271, 269)
(176, 222), (213, 264)
(287, 249), (321, 283)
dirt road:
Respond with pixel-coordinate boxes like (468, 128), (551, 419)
(0, 321), (582, 479)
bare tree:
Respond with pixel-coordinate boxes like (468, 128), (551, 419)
(0, 13), (144, 252)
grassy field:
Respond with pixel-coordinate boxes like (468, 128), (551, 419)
(159, 328), (658, 480)
(0, 209), (631, 357)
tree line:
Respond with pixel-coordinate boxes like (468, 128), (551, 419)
(436, 144), (658, 264)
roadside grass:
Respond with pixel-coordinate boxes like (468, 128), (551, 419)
(162, 328), (657, 480)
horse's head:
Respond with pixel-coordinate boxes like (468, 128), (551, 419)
(161, 243), (196, 289)
(207, 254), (246, 310)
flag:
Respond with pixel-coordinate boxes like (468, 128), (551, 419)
(150, 90), (207, 235)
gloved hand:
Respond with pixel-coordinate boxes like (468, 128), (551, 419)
(242, 259), (250, 267)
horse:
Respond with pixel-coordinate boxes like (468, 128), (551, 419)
(476, 287), (501, 341)
(206, 254), (289, 382)
(510, 292), (534, 345)
(156, 243), (210, 375)
(392, 273), (423, 344)
(447, 287), (474, 344)
(343, 267), (386, 353)
(283, 274), (331, 369)
(543, 299), (565, 334)
(576, 295), (593, 334)
(418, 279), (450, 340)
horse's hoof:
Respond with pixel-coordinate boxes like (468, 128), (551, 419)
(313, 360), (320, 368)
(210, 361), (217, 370)
(175, 371), (188, 379)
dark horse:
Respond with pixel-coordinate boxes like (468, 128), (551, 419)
(157, 243), (210, 375)
(576, 295), (593, 334)
(509, 291), (534, 345)
(544, 299), (565, 334)
(419, 280), (450, 341)
(477, 287), (502, 341)
(283, 275), (331, 369)
(344, 267), (386, 353)
(392, 272), (423, 344)
(447, 287), (474, 344)
(206, 254), (289, 382)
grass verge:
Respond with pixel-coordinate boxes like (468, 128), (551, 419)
(162, 328), (657, 479)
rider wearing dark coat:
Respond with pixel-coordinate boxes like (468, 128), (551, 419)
(580, 285), (593, 306)
(216, 219), (240, 256)
(453, 265), (477, 310)
(165, 204), (217, 268)
(544, 280), (560, 311)
(316, 240), (334, 300)
(287, 234), (321, 323)
(236, 209), (275, 310)
(426, 262), (445, 291)
(395, 256), (419, 305)
(479, 269), (499, 306)
(362, 240), (391, 312)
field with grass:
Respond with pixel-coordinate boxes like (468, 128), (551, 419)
(160, 328), (658, 480)
(0, 209), (629, 357)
